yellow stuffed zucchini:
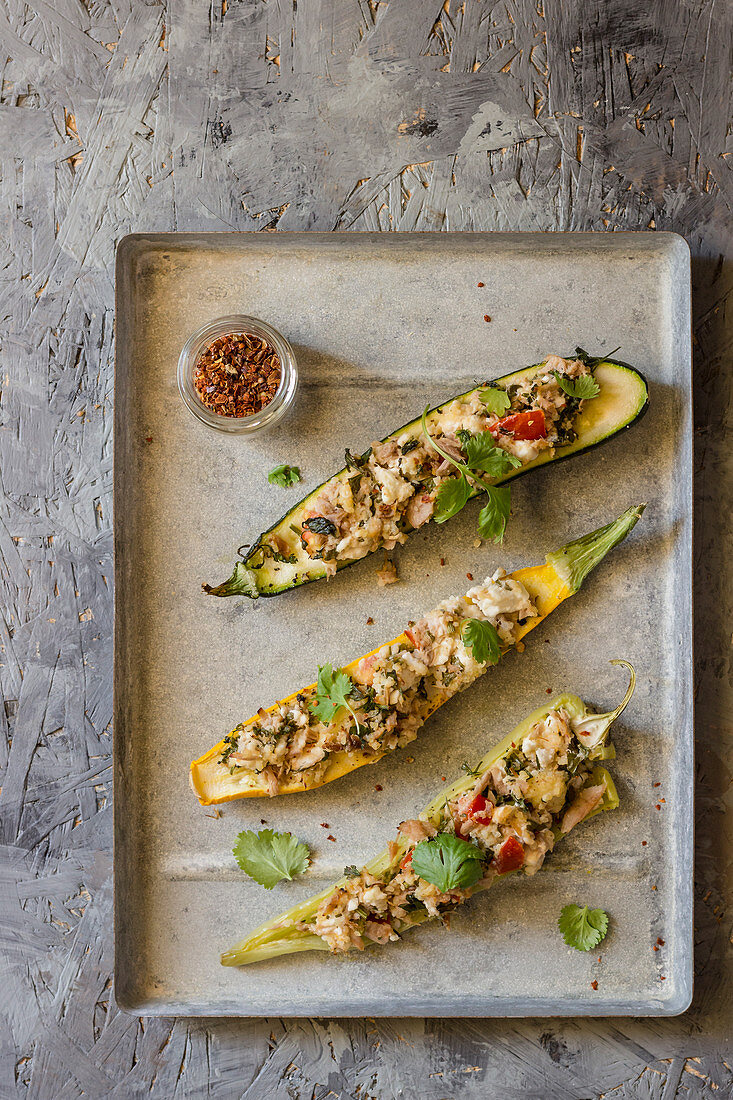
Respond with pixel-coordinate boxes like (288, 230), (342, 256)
(190, 505), (644, 804)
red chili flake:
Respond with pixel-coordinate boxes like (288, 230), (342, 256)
(590, 980), (598, 990)
(660, 975), (666, 981)
(483, 314), (492, 323)
(655, 804), (661, 810)
(440, 558), (445, 566)
(660, 798), (666, 803)
(327, 835), (336, 842)
(477, 281), (485, 287)
(145, 436), (153, 443)
(642, 840), (648, 846)
(653, 945), (659, 951)
(320, 823), (330, 829)
(374, 784), (383, 792)
(366, 616), (374, 624)
(544, 639), (550, 644)
(653, 782), (661, 787)
(651, 884), (657, 890)
(441, 776), (446, 782)
(466, 572), (473, 580)
(657, 937), (665, 945)
(546, 688), (552, 694)
(193, 331), (281, 418)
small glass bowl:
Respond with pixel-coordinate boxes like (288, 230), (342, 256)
(177, 314), (298, 434)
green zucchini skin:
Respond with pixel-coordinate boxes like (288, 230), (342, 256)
(204, 355), (649, 599)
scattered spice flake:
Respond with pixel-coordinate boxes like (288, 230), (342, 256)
(145, 436), (153, 443)
(653, 781), (661, 787)
(366, 616), (374, 624)
(327, 835), (337, 842)
(320, 822), (330, 828)
(260, 819), (267, 825)
(656, 804), (661, 810)
(440, 776), (446, 782)
(546, 687), (553, 694)
(440, 557), (445, 566)
(477, 281), (485, 287)
(194, 331), (281, 418)
(657, 937), (665, 945)
(374, 784), (383, 792)
(483, 314), (492, 323)
(660, 798), (666, 803)
(642, 840), (648, 846)
(590, 980), (598, 990)
(544, 639), (551, 644)
(466, 572), (473, 580)
(654, 945), (659, 951)
(651, 884), (657, 890)
(660, 975), (666, 980)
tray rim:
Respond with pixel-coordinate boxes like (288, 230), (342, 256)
(113, 228), (693, 1018)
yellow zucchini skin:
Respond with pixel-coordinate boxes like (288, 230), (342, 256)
(190, 506), (644, 804)
(221, 672), (633, 967)
(205, 358), (649, 599)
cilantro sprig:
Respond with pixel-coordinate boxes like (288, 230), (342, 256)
(558, 904), (609, 951)
(461, 618), (502, 665)
(410, 834), (484, 893)
(553, 372), (600, 401)
(268, 464), (302, 488)
(233, 828), (310, 889)
(421, 408), (521, 543)
(479, 385), (511, 416)
(310, 663), (362, 736)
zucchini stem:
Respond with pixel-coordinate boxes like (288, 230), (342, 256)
(546, 504), (646, 594)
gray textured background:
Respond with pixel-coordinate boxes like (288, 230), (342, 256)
(0, 0), (730, 1097)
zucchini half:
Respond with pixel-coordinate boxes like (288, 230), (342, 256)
(190, 505), (644, 804)
(221, 662), (635, 967)
(205, 356), (648, 599)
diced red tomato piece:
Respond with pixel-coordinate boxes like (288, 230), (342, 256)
(399, 851), (413, 871)
(495, 409), (547, 440)
(494, 835), (525, 874)
(457, 791), (494, 824)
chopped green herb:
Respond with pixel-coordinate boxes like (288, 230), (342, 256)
(479, 386), (511, 416)
(268, 464), (301, 488)
(461, 618), (502, 665)
(558, 903), (609, 951)
(410, 834), (484, 893)
(343, 865), (361, 878)
(554, 372), (600, 401)
(233, 829), (310, 889)
(464, 432), (522, 478)
(477, 485), (512, 542)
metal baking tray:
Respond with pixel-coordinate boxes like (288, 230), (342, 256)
(114, 231), (692, 1016)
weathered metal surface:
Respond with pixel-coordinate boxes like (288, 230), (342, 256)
(115, 230), (692, 1018)
(0, 0), (730, 1094)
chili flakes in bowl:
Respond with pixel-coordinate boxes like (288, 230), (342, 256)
(194, 332), (282, 418)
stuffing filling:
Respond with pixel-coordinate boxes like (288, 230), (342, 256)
(300, 708), (607, 952)
(220, 570), (537, 794)
(286, 355), (593, 572)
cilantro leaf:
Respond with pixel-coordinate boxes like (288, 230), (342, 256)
(479, 386), (511, 416)
(461, 618), (502, 665)
(233, 829), (310, 889)
(410, 834), (484, 893)
(268, 464), (302, 488)
(477, 486), (511, 543)
(554, 372), (600, 401)
(310, 663), (354, 724)
(433, 475), (471, 523)
(558, 904), (609, 951)
(464, 432), (522, 478)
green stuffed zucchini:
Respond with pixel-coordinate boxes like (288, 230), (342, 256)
(205, 351), (648, 599)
